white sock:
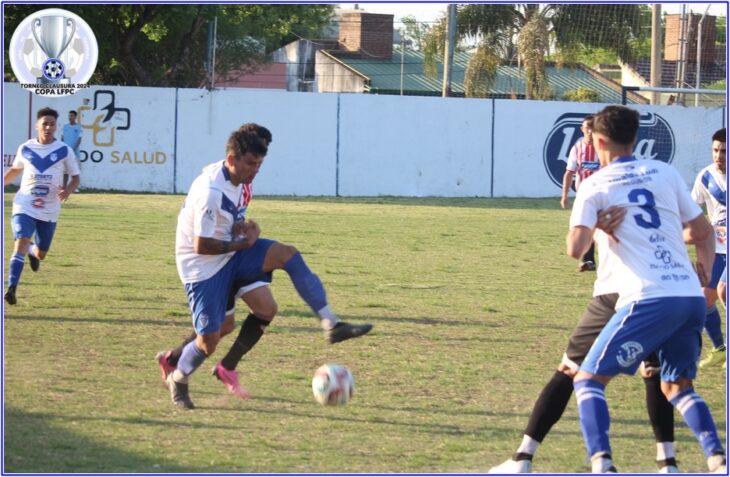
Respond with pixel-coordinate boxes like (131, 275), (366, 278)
(656, 441), (675, 461)
(171, 369), (189, 384)
(317, 305), (340, 331)
(516, 435), (540, 456)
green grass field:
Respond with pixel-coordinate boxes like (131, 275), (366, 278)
(3, 194), (726, 473)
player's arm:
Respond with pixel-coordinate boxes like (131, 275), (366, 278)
(59, 175), (80, 201)
(560, 170), (575, 209)
(194, 234), (256, 254)
(3, 167), (22, 187)
(684, 213), (715, 287)
(566, 225), (593, 259)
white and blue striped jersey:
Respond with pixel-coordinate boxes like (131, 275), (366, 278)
(571, 157), (704, 309)
(691, 164), (726, 255)
(175, 161), (249, 283)
(11, 138), (80, 222)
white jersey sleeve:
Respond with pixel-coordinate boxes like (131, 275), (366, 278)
(175, 161), (242, 284)
(566, 143), (579, 173)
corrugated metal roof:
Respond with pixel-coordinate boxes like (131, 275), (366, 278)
(334, 50), (639, 103)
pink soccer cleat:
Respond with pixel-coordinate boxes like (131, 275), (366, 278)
(156, 350), (176, 384)
(212, 362), (250, 398)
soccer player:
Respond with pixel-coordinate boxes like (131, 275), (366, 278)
(568, 105), (725, 473)
(3, 107), (81, 305)
(489, 208), (679, 474)
(166, 124), (371, 409)
(561, 115), (600, 272)
(691, 128), (727, 368)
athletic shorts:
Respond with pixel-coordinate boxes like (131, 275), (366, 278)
(11, 214), (57, 251)
(708, 253), (727, 289)
(225, 274), (273, 316)
(581, 296), (705, 382)
(184, 238), (275, 335)
(562, 294), (619, 371)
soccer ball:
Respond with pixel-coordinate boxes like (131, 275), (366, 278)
(311, 363), (355, 406)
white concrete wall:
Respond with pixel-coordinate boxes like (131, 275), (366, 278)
(338, 94), (492, 196)
(175, 88), (338, 195)
(3, 82), (725, 197)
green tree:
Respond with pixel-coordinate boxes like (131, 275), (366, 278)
(4, 4), (334, 87)
(399, 15), (429, 51)
(423, 4), (646, 99)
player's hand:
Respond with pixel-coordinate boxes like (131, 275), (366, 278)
(560, 196), (569, 209)
(242, 219), (260, 248)
(596, 206), (626, 243)
(57, 187), (71, 202)
(232, 219), (247, 239)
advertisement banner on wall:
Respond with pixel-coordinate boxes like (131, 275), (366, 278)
(3, 85), (176, 192)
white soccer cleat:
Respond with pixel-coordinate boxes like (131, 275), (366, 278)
(591, 455), (617, 473)
(488, 458), (532, 473)
(708, 454), (727, 474)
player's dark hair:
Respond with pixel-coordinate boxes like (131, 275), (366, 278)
(226, 128), (268, 159)
(592, 106), (639, 145)
(37, 107), (58, 119)
(712, 128), (726, 143)
(69, 110), (77, 116)
(239, 123), (273, 145)
(583, 115), (594, 128)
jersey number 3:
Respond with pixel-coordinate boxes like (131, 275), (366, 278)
(628, 188), (661, 229)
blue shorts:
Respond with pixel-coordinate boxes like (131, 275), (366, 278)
(185, 238), (275, 335)
(708, 253), (727, 289)
(581, 296), (705, 382)
(11, 214), (57, 252)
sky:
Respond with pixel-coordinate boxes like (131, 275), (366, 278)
(339, 2), (728, 25)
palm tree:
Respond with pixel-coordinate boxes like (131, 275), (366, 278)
(424, 4), (646, 99)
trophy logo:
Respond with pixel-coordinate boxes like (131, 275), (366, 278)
(8, 8), (97, 97)
(32, 15), (76, 84)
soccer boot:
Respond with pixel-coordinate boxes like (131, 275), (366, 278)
(4, 286), (17, 305)
(212, 362), (250, 398)
(166, 373), (194, 409)
(326, 321), (373, 344)
(657, 458), (680, 473)
(591, 454), (617, 473)
(708, 454), (727, 473)
(699, 346), (726, 369)
(488, 458), (532, 473)
(155, 350), (175, 384)
(28, 251), (39, 272)
(579, 260), (596, 272)
(658, 465), (680, 473)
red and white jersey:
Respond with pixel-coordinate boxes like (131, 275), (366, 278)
(12, 138), (80, 222)
(566, 139), (599, 190)
(571, 157), (704, 309)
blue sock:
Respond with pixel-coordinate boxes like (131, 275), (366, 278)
(670, 388), (724, 457)
(283, 252), (327, 313)
(575, 379), (611, 458)
(177, 341), (207, 376)
(8, 252), (25, 288)
(704, 305), (725, 349)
